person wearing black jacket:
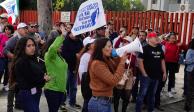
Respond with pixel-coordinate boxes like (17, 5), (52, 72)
(12, 37), (49, 112)
(61, 32), (83, 109)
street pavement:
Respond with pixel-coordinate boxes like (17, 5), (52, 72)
(0, 65), (190, 112)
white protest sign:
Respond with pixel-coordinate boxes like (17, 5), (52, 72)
(71, 0), (106, 36)
(61, 12), (71, 23)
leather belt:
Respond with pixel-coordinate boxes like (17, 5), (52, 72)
(93, 96), (113, 102)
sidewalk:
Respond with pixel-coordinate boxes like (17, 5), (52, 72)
(0, 65), (185, 112)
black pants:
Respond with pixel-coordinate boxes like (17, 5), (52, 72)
(81, 72), (92, 112)
(132, 70), (141, 101)
(113, 88), (131, 112)
(183, 65), (188, 96)
(44, 89), (65, 112)
(166, 62), (178, 92)
(3, 62), (8, 86)
(185, 72), (194, 110)
(7, 86), (23, 112)
(155, 80), (165, 107)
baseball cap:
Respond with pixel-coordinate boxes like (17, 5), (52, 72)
(96, 26), (106, 30)
(83, 37), (95, 46)
(17, 22), (28, 29)
(0, 13), (8, 19)
(147, 32), (157, 38)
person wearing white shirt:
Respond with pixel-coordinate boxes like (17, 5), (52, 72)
(78, 36), (95, 112)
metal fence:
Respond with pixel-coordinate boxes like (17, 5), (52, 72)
(1, 10), (194, 45)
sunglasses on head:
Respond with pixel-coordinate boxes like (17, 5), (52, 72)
(21, 26), (28, 30)
(0, 17), (7, 19)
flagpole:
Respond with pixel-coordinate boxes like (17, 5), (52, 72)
(17, 0), (20, 23)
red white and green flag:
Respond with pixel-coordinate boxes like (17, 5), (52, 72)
(0, 0), (19, 24)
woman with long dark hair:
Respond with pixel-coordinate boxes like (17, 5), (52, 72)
(88, 38), (128, 112)
(184, 39), (194, 112)
(0, 24), (14, 91)
(12, 37), (48, 112)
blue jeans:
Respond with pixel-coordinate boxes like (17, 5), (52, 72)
(136, 76), (159, 112)
(183, 65), (188, 96)
(0, 58), (8, 85)
(67, 70), (78, 105)
(44, 89), (65, 112)
(18, 88), (42, 112)
(88, 97), (112, 112)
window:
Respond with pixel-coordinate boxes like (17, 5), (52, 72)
(177, 0), (181, 4)
(152, 0), (157, 4)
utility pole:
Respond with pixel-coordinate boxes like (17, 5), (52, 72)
(37, 0), (53, 35)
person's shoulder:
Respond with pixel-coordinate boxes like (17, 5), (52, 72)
(6, 35), (17, 43)
(143, 44), (149, 49)
(188, 49), (194, 53)
(0, 33), (4, 36)
(81, 53), (91, 59)
(82, 53), (91, 57)
(15, 57), (26, 66)
(0, 33), (8, 39)
(112, 32), (118, 35)
(91, 60), (105, 66)
(113, 36), (119, 41)
(156, 44), (163, 50)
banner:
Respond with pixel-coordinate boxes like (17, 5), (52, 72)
(71, 0), (106, 36)
(0, 0), (19, 24)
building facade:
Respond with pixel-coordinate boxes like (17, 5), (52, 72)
(141, 0), (194, 12)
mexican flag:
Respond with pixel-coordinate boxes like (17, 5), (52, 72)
(0, 0), (19, 24)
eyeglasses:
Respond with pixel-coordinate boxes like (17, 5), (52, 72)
(30, 26), (38, 28)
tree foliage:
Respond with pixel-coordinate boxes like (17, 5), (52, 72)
(0, 0), (145, 11)
(53, 0), (65, 10)
(53, 0), (145, 11)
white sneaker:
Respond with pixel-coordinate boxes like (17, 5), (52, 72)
(168, 92), (174, 98)
(171, 88), (176, 94)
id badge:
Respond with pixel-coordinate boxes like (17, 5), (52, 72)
(31, 87), (37, 95)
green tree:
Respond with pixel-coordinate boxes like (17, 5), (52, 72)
(53, 0), (65, 10)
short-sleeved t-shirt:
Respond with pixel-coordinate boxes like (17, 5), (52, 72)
(139, 44), (164, 80)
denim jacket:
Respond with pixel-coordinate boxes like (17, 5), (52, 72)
(185, 49), (194, 72)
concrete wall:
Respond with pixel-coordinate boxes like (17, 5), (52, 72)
(141, 0), (148, 9)
(143, 0), (194, 12)
(169, 4), (180, 12)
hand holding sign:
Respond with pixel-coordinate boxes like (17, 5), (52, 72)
(71, 0), (106, 36)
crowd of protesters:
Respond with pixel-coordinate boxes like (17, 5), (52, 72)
(0, 12), (193, 112)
